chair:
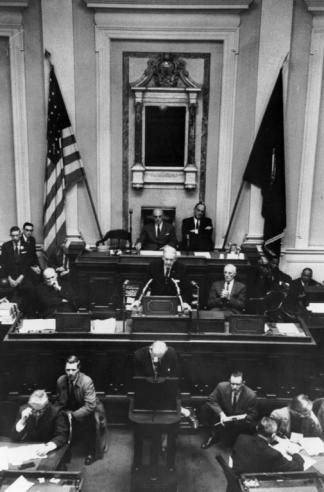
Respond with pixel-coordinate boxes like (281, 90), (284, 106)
(215, 455), (241, 492)
(0, 400), (20, 440)
(96, 229), (131, 250)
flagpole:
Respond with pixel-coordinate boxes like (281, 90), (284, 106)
(44, 50), (104, 243)
(82, 172), (104, 241)
(221, 180), (246, 251)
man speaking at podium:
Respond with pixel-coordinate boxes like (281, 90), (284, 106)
(133, 245), (192, 312)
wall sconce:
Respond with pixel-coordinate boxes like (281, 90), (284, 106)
(184, 163), (198, 190)
(131, 162), (145, 189)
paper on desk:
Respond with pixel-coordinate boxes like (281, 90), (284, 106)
(18, 319), (55, 333)
(5, 475), (34, 492)
(302, 454), (317, 470)
(301, 437), (324, 456)
(6, 444), (46, 466)
(272, 323), (302, 336)
(193, 252), (211, 259)
(271, 442), (292, 461)
(91, 318), (116, 334)
(139, 250), (180, 257)
(309, 303), (324, 313)
(225, 413), (246, 422)
(290, 432), (303, 444)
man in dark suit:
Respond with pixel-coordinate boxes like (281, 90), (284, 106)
(232, 416), (304, 473)
(136, 208), (178, 251)
(286, 267), (320, 314)
(36, 268), (77, 317)
(207, 264), (246, 314)
(134, 341), (198, 428)
(133, 245), (192, 311)
(56, 355), (97, 465)
(181, 201), (213, 251)
(21, 222), (42, 282)
(1, 226), (35, 314)
(201, 370), (257, 448)
(13, 389), (69, 456)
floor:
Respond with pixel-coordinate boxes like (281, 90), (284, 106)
(68, 428), (228, 492)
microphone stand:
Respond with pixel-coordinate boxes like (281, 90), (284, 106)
(171, 278), (184, 313)
(129, 209), (133, 250)
(122, 280), (129, 332)
(195, 283), (200, 333)
(137, 278), (153, 305)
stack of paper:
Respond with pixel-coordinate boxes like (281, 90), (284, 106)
(18, 319), (55, 333)
(308, 303), (324, 313)
(194, 252), (211, 259)
(301, 437), (324, 456)
(91, 318), (116, 334)
(0, 300), (18, 324)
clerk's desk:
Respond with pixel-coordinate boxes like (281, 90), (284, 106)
(2, 316), (318, 426)
(0, 440), (69, 471)
(73, 250), (251, 313)
(0, 470), (82, 491)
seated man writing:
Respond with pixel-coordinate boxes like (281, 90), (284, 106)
(232, 416), (305, 474)
(12, 389), (69, 456)
(200, 370), (257, 448)
(133, 245), (191, 313)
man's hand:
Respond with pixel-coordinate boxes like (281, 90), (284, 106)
(8, 277), (17, 288)
(35, 442), (56, 456)
(135, 242), (141, 252)
(31, 266), (41, 275)
(182, 302), (192, 313)
(220, 289), (230, 300)
(219, 412), (229, 426)
(20, 407), (33, 423)
(52, 281), (61, 291)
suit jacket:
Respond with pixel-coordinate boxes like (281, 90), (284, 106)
(138, 222), (178, 250)
(56, 372), (96, 422)
(286, 278), (319, 313)
(232, 433), (304, 474)
(206, 381), (257, 424)
(36, 280), (77, 317)
(142, 259), (191, 303)
(21, 235), (40, 267)
(1, 240), (31, 279)
(270, 406), (322, 438)
(134, 345), (179, 378)
(12, 403), (69, 448)
(181, 216), (213, 251)
(207, 280), (246, 313)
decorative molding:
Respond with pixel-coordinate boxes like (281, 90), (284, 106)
(0, 13), (30, 224)
(0, 1), (28, 7)
(282, 246), (324, 278)
(95, 24), (238, 238)
(304, 0), (324, 14)
(296, 10), (324, 248)
(85, 0), (253, 12)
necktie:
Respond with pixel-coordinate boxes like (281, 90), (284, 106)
(68, 382), (78, 410)
(14, 243), (19, 257)
(225, 281), (230, 292)
(197, 219), (200, 230)
(157, 225), (161, 239)
(232, 392), (237, 412)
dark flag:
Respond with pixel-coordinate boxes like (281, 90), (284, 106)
(243, 69), (286, 257)
(43, 65), (84, 261)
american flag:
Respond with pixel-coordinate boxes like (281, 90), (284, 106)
(43, 65), (84, 260)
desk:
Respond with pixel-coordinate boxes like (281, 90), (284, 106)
(0, 441), (69, 471)
(0, 470), (82, 491)
(238, 471), (324, 492)
(128, 397), (181, 473)
(73, 251), (251, 313)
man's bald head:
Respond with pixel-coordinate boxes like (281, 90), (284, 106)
(224, 264), (236, 282)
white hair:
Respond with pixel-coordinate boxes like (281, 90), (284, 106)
(150, 341), (168, 358)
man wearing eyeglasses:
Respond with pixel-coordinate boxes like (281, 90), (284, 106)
(181, 202), (213, 251)
(13, 389), (69, 456)
(200, 370), (257, 449)
(135, 208), (178, 251)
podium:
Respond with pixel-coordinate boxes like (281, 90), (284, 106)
(129, 377), (181, 492)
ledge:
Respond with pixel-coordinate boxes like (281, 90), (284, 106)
(84, 0), (253, 13)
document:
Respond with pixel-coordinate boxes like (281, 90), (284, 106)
(91, 318), (116, 334)
(224, 413), (247, 422)
(18, 319), (55, 333)
(301, 437), (324, 456)
(193, 252), (211, 259)
(5, 475), (34, 492)
(265, 323), (303, 336)
(308, 303), (324, 313)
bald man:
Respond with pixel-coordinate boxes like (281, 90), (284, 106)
(207, 264), (246, 314)
(134, 341), (197, 428)
(36, 267), (77, 317)
(136, 208), (178, 251)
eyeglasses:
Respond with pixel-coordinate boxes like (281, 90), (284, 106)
(153, 215), (162, 218)
(24, 228), (33, 232)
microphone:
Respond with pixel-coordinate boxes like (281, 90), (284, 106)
(171, 277), (184, 311)
(138, 278), (153, 304)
